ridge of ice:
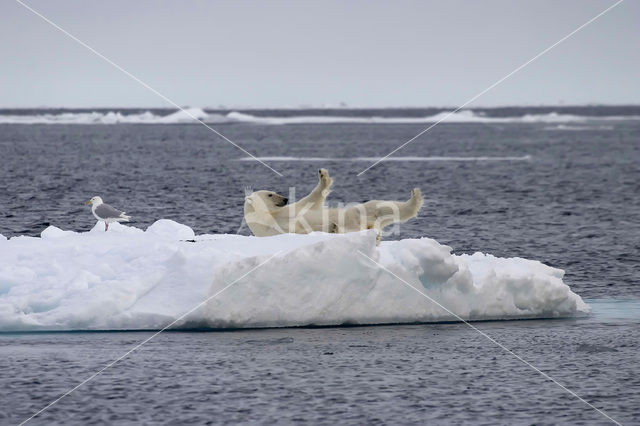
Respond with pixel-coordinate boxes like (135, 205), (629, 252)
(0, 109), (637, 125)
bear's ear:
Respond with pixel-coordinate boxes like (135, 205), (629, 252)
(244, 186), (253, 196)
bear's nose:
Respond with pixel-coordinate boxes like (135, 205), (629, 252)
(283, 198), (288, 203)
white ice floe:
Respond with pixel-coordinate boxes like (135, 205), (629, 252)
(225, 110), (639, 125)
(235, 155), (532, 162)
(0, 108), (233, 125)
(0, 220), (589, 331)
(0, 108), (637, 125)
(544, 124), (615, 131)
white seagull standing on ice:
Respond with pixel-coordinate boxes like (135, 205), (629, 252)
(85, 196), (131, 231)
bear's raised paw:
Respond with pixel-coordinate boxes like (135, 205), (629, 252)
(318, 168), (332, 187)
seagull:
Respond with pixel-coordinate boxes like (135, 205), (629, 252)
(85, 196), (131, 231)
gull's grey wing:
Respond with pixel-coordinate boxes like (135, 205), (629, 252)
(95, 203), (125, 219)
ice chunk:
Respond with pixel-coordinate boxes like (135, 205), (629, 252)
(0, 221), (589, 331)
(146, 219), (195, 240)
(41, 226), (77, 239)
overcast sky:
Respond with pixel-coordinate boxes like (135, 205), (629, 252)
(1, 0), (638, 108)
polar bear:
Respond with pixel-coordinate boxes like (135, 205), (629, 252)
(244, 169), (422, 240)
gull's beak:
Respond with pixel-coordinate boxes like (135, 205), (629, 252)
(85, 200), (92, 205)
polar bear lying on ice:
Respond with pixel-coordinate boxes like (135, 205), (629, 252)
(244, 169), (422, 241)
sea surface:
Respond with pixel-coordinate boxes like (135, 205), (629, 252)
(0, 106), (639, 424)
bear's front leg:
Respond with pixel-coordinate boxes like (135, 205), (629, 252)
(294, 168), (334, 211)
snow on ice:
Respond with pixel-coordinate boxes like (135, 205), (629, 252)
(0, 220), (589, 331)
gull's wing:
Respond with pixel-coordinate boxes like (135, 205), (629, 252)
(95, 203), (126, 219)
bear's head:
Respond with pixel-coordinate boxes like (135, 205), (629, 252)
(244, 190), (289, 214)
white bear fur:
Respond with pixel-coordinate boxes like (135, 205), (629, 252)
(244, 169), (423, 240)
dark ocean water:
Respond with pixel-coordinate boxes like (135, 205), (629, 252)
(1, 301), (639, 425)
(0, 106), (639, 424)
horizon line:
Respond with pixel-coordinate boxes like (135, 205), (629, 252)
(1, 102), (639, 111)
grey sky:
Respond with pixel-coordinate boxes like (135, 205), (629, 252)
(1, 0), (638, 108)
